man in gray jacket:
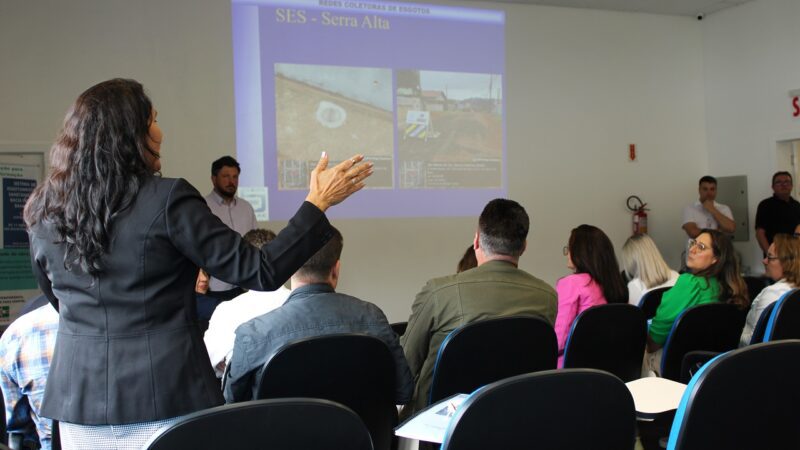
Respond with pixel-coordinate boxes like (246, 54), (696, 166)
(224, 226), (413, 404)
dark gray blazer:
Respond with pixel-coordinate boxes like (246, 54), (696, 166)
(28, 177), (332, 425)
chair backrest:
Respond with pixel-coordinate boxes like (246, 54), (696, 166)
(390, 321), (407, 337)
(256, 334), (395, 450)
(749, 300), (777, 345)
(563, 304), (647, 382)
(637, 287), (670, 320)
(764, 288), (800, 342)
(428, 315), (556, 406)
(144, 398), (373, 450)
(667, 340), (800, 450)
(743, 276), (769, 304)
(660, 302), (745, 382)
(441, 369), (636, 450)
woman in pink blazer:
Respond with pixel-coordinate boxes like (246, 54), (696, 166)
(555, 225), (628, 366)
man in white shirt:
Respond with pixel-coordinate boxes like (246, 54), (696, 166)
(204, 156), (259, 301)
(203, 228), (290, 377)
(682, 175), (736, 238)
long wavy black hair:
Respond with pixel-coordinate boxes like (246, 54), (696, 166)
(24, 79), (157, 275)
(568, 224), (628, 303)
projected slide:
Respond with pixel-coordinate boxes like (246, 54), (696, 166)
(232, 0), (505, 219)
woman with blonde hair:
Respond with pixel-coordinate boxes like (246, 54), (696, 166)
(740, 233), (800, 346)
(621, 234), (679, 305)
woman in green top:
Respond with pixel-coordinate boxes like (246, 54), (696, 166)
(644, 229), (748, 375)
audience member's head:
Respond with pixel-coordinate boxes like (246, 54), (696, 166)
(771, 171), (793, 199)
(292, 226), (344, 287)
(195, 269), (209, 294)
(566, 224), (627, 303)
(243, 228), (277, 248)
(456, 245), (477, 273)
(766, 234), (800, 286)
(621, 234), (673, 289)
(688, 229), (748, 308)
(210, 156), (241, 200)
(476, 199), (529, 261)
(698, 175), (718, 202)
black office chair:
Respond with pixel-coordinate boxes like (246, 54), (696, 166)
(764, 288), (800, 341)
(390, 321), (407, 337)
(666, 340), (800, 450)
(637, 287), (670, 320)
(660, 302), (745, 382)
(743, 275), (769, 304)
(144, 398), (373, 450)
(428, 315), (556, 405)
(749, 300), (778, 345)
(563, 304), (647, 382)
(440, 369), (636, 450)
(255, 334), (396, 450)
(680, 300), (777, 381)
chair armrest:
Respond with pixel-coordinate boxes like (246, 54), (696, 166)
(680, 351), (719, 383)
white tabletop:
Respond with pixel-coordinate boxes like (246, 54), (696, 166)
(626, 377), (687, 419)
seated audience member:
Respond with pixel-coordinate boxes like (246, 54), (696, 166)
(223, 227), (413, 404)
(456, 245), (477, 273)
(194, 268), (217, 323)
(0, 304), (58, 450)
(645, 229), (748, 375)
(204, 229), (290, 376)
(740, 234), (800, 346)
(555, 224), (627, 366)
(621, 234), (679, 305)
(18, 294), (49, 317)
(401, 199), (557, 416)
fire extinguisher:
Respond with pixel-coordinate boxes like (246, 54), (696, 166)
(627, 195), (648, 235)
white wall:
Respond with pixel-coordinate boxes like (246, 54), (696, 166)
(702, 0), (800, 275)
(0, 0), (708, 321)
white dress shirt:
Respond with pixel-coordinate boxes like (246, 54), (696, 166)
(740, 279), (793, 347)
(204, 191), (258, 292)
(203, 286), (290, 376)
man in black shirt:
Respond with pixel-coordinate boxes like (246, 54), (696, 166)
(755, 171), (800, 255)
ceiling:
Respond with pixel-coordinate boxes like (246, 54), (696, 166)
(478, 0), (753, 18)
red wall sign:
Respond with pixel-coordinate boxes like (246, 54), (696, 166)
(794, 96), (799, 117)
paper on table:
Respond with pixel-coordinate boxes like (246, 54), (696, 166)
(395, 393), (469, 444)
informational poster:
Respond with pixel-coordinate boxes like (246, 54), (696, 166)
(0, 161), (42, 327)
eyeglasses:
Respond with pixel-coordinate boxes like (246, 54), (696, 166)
(773, 180), (793, 186)
(688, 239), (710, 252)
(563, 246), (569, 256)
(765, 254), (780, 262)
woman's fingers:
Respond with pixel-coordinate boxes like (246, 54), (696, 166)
(305, 153), (372, 212)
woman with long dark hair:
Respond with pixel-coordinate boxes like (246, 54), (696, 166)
(645, 229), (748, 374)
(554, 224), (627, 366)
(24, 78), (372, 448)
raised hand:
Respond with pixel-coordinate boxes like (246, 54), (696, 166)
(305, 152), (374, 212)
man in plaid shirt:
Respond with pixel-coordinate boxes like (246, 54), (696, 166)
(0, 303), (58, 450)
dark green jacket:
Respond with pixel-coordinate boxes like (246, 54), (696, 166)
(400, 260), (557, 414)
